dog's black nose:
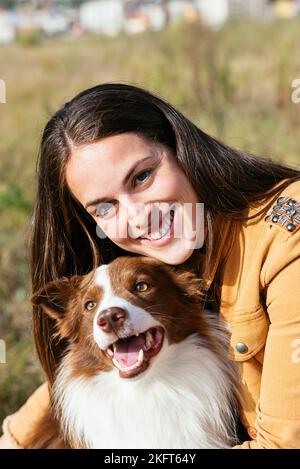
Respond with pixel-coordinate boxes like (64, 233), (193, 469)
(97, 307), (127, 333)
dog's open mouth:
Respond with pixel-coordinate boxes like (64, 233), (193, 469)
(106, 327), (164, 378)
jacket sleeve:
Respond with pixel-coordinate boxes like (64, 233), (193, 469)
(2, 381), (51, 448)
(234, 229), (300, 449)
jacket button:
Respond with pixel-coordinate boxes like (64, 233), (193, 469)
(287, 223), (296, 232)
(277, 196), (286, 204)
(235, 342), (248, 353)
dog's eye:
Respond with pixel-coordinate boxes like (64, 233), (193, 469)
(135, 282), (149, 292)
(85, 300), (97, 311)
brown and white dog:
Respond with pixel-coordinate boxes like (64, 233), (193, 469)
(31, 256), (241, 449)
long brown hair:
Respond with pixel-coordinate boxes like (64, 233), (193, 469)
(30, 83), (300, 382)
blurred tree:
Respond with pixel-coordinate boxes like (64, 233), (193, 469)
(0, 0), (24, 7)
(0, 0), (87, 8)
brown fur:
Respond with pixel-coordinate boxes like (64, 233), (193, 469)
(29, 256), (239, 448)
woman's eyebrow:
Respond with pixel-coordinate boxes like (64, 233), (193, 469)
(84, 155), (156, 211)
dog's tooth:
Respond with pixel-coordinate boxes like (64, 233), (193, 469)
(112, 357), (120, 369)
(138, 349), (144, 363)
(136, 333), (139, 337)
(113, 343), (117, 353)
(146, 331), (153, 349)
(113, 358), (128, 372)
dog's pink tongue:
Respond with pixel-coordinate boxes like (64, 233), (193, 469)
(114, 335), (145, 367)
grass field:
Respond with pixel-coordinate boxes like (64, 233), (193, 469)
(1, 17), (300, 423)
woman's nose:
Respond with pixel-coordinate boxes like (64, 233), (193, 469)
(122, 199), (150, 237)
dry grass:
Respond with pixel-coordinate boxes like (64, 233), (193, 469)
(1, 18), (300, 422)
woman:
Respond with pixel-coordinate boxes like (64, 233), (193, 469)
(1, 83), (300, 449)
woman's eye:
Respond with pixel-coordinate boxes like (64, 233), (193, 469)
(85, 300), (97, 311)
(135, 282), (149, 292)
(134, 169), (152, 185)
(95, 202), (115, 218)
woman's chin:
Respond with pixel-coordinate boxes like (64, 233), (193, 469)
(141, 242), (195, 265)
(115, 235), (197, 265)
(158, 250), (195, 265)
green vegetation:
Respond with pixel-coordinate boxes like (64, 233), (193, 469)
(0, 19), (300, 423)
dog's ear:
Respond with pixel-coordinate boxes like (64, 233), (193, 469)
(172, 269), (204, 303)
(30, 275), (85, 340)
(30, 276), (84, 316)
(161, 266), (204, 304)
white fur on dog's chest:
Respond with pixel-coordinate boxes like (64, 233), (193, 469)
(54, 335), (237, 449)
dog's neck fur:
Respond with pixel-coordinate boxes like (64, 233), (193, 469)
(53, 333), (239, 449)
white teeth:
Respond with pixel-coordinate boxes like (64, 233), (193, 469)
(109, 329), (157, 374)
(141, 210), (174, 241)
(112, 348), (144, 373)
(146, 330), (154, 349)
(138, 349), (144, 362)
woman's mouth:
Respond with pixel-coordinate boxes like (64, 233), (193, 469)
(138, 209), (175, 247)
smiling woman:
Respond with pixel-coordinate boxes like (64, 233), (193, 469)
(65, 132), (202, 264)
(1, 83), (300, 449)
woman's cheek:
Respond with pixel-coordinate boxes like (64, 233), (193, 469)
(94, 217), (117, 241)
(153, 173), (182, 199)
(105, 217), (131, 242)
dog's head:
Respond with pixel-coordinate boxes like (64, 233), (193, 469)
(31, 256), (210, 379)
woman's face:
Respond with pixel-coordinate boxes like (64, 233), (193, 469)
(66, 132), (205, 265)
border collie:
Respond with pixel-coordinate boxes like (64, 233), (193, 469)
(30, 256), (240, 449)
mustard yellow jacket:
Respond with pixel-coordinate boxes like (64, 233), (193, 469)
(3, 180), (300, 449)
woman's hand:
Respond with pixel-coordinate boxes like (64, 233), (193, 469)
(0, 432), (22, 449)
(0, 417), (23, 449)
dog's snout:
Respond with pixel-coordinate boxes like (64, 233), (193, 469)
(97, 307), (127, 333)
